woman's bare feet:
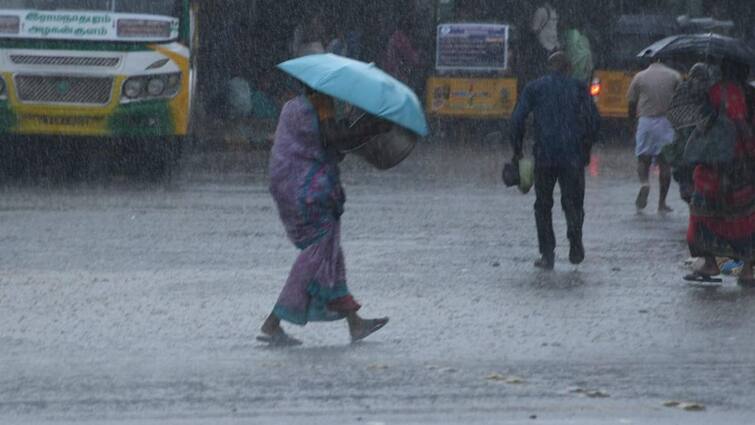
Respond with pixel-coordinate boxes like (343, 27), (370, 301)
(695, 256), (721, 276)
(258, 313), (302, 346)
(347, 312), (389, 343)
(261, 313), (283, 336)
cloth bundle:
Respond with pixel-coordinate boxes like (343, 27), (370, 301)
(666, 64), (713, 131)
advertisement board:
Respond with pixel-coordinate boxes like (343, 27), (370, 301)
(436, 23), (509, 72)
(426, 76), (518, 118)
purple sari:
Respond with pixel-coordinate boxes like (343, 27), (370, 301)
(268, 96), (360, 325)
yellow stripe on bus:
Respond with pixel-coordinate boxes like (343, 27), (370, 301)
(150, 44), (191, 135)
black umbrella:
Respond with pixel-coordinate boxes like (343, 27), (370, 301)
(638, 33), (755, 66)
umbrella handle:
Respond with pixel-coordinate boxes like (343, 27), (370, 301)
(338, 111), (373, 153)
(348, 111), (369, 129)
(340, 141), (371, 154)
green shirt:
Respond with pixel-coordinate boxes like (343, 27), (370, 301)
(564, 29), (594, 83)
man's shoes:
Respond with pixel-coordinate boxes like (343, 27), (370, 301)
(534, 253), (555, 270)
(635, 185), (650, 210)
(569, 240), (585, 265)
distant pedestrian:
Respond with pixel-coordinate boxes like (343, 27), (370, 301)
(324, 12), (348, 57)
(291, 13), (326, 57)
(524, 1), (560, 81)
(627, 60), (681, 213)
(561, 10), (593, 84)
(258, 88), (391, 346)
(532, 2), (560, 55)
(379, 15), (420, 85)
(684, 60), (754, 286)
(326, 29), (348, 57)
(510, 52), (601, 270)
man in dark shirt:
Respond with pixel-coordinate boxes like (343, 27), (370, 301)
(511, 51), (600, 270)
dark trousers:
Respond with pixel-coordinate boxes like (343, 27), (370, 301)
(534, 164), (586, 256)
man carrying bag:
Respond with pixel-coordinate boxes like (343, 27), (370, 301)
(508, 52), (601, 270)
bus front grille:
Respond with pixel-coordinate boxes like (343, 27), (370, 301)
(11, 55), (120, 67)
(15, 75), (114, 105)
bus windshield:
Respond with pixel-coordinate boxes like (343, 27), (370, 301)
(0, 1), (180, 17)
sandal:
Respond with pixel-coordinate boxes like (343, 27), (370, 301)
(684, 271), (723, 283)
(351, 317), (389, 343)
(256, 331), (302, 347)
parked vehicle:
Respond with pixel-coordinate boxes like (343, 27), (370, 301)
(0, 0), (198, 176)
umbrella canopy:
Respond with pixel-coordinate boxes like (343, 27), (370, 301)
(277, 53), (429, 137)
(638, 33), (755, 66)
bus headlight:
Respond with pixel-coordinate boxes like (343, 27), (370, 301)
(121, 73), (180, 102)
(167, 74), (180, 89)
(147, 78), (166, 96)
(124, 78), (144, 98)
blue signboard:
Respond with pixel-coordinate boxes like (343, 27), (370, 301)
(436, 23), (509, 72)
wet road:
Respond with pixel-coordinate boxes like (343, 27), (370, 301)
(1, 144), (754, 424)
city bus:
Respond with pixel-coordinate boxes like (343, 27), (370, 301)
(0, 0), (198, 176)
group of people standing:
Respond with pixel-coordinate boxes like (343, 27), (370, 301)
(626, 58), (754, 285)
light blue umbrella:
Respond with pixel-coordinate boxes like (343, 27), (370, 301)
(277, 53), (429, 137)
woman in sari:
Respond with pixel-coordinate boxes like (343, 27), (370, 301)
(686, 60), (755, 286)
(665, 63), (714, 203)
(258, 88), (391, 346)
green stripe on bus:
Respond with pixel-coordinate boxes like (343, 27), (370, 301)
(0, 101), (17, 133)
(108, 100), (174, 137)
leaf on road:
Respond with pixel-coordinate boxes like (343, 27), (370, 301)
(585, 390), (610, 398)
(663, 400), (705, 411)
(680, 402), (705, 412)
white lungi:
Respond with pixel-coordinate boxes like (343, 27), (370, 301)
(635, 116), (674, 157)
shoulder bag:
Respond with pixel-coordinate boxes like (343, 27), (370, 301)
(683, 86), (737, 165)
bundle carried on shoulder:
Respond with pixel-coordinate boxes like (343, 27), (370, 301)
(683, 86), (737, 165)
(667, 65), (712, 131)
